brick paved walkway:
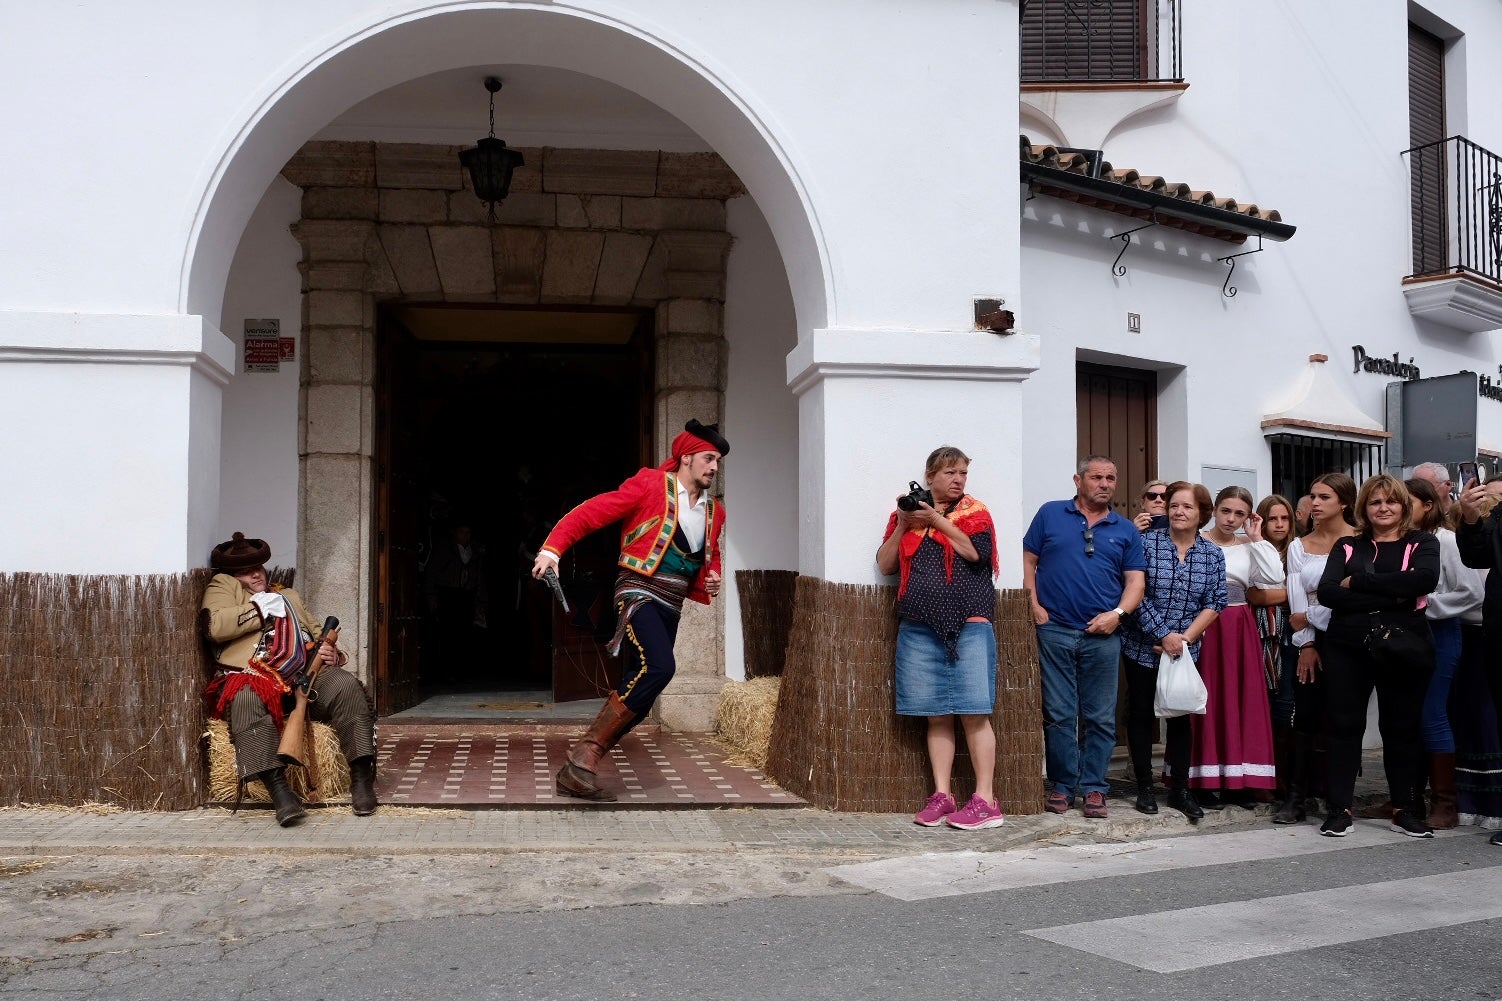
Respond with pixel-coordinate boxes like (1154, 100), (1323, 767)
(375, 726), (802, 808)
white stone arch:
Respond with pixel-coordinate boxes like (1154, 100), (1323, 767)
(179, 2), (831, 336)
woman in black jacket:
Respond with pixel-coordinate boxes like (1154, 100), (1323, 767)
(1317, 474), (1439, 838)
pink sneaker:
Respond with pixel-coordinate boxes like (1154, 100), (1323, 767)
(1082, 791), (1108, 819)
(913, 791), (957, 826)
(946, 794), (1006, 830)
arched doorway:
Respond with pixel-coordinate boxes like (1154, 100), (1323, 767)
(189, 5), (821, 726)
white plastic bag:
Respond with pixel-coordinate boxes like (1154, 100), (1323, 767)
(1154, 648), (1207, 718)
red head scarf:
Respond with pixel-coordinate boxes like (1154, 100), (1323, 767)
(657, 420), (730, 472)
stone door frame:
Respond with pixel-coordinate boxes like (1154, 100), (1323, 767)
(283, 140), (742, 729)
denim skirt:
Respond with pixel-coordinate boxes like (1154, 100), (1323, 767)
(895, 619), (997, 716)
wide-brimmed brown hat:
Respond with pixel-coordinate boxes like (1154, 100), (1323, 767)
(210, 532), (271, 572)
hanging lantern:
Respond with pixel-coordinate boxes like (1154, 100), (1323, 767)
(458, 77), (525, 223)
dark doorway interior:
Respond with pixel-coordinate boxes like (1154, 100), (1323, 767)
(375, 305), (652, 715)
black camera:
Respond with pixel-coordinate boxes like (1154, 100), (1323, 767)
(897, 480), (934, 512)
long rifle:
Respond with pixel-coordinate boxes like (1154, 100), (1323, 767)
(277, 616), (340, 789)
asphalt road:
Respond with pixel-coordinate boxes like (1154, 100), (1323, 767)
(3, 821), (1500, 1001)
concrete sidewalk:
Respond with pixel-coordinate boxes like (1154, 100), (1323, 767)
(0, 750), (1395, 859)
(0, 796), (1315, 860)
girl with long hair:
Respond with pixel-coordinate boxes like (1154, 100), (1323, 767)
(1278, 472), (1357, 823)
(1246, 494), (1297, 810)
(1190, 486), (1283, 806)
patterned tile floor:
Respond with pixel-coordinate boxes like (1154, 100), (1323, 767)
(373, 727), (803, 808)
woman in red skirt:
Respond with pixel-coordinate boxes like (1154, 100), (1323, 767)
(1191, 485), (1283, 808)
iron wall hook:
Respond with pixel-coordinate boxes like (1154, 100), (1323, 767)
(1216, 235), (1264, 298)
(1107, 213), (1160, 277)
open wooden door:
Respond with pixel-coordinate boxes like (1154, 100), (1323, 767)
(375, 315), (423, 713)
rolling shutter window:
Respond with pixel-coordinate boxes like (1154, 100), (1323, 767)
(1022, 0), (1147, 82)
(1408, 23), (1446, 276)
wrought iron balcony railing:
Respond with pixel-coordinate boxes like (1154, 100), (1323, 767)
(1020, 0), (1182, 84)
(1404, 135), (1502, 286)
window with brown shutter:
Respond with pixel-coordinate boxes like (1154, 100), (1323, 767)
(1021, 0), (1155, 83)
(1408, 23), (1447, 276)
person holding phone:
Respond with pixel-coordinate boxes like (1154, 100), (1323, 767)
(1134, 480), (1170, 533)
(1455, 467), (1502, 846)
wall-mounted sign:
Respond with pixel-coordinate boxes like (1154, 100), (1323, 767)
(1354, 345), (1502, 406)
(244, 319), (281, 373)
(1352, 345), (1419, 381)
(279, 336), (296, 362)
(1386, 371), (1477, 466)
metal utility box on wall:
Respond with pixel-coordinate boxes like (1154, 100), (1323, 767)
(1386, 372), (1479, 467)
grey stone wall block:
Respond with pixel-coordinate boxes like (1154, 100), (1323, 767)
(584, 194), (623, 229)
(301, 186), (379, 220)
(366, 242), (400, 295)
(541, 230), (606, 303)
(663, 297), (722, 335)
(657, 389), (721, 448)
(621, 197), (727, 232)
(378, 189), (449, 225)
(632, 239), (670, 302)
(657, 152), (747, 199)
(447, 189), (489, 225)
(488, 192), (557, 227)
(430, 226), (498, 297)
(307, 327), (367, 385)
(291, 220), (376, 264)
(282, 141), (376, 189)
(656, 333), (726, 389)
(305, 383), (364, 455)
(556, 194), (589, 228)
(298, 261), (368, 293)
(299, 452), (369, 675)
(306, 290), (366, 328)
(377, 226), (441, 297)
(657, 230), (735, 273)
(492, 227), (546, 302)
(543, 148), (659, 196)
(592, 232), (653, 304)
(374, 143), (465, 190)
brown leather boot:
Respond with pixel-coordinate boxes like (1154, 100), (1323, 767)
(1426, 752), (1458, 830)
(556, 692), (636, 802)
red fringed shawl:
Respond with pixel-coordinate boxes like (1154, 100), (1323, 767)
(204, 669), (289, 730)
(883, 494), (1000, 596)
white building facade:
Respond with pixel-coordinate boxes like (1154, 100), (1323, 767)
(1, 1), (1498, 726)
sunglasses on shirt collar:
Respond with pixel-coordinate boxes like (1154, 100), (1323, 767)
(1083, 526), (1095, 557)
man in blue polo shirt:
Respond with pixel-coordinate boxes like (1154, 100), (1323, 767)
(1023, 455), (1145, 818)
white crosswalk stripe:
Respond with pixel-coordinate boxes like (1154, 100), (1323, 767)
(826, 822), (1457, 902)
(1025, 867), (1502, 972)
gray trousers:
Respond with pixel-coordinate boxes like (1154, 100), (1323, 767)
(227, 667), (376, 779)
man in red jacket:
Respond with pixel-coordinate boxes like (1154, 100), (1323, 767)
(532, 419), (730, 800)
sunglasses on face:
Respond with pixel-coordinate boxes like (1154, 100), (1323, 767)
(1143, 490), (1166, 500)
(1083, 526), (1095, 557)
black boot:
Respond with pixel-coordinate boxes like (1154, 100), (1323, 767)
(1167, 782), (1204, 821)
(1273, 730), (1311, 824)
(1134, 774), (1158, 815)
(349, 756), (378, 817)
(257, 768), (306, 827)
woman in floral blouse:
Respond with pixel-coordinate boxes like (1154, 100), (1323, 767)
(1120, 481), (1228, 820)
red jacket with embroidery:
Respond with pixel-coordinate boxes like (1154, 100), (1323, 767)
(541, 467), (726, 604)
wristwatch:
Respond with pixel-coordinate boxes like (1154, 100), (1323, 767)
(1112, 607), (1125, 618)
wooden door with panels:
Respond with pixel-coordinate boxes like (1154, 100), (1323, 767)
(1076, 361), (1158, 517)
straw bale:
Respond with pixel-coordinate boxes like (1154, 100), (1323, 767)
(714, 676), (781, 769)
(734, 569), (798, 678)
(765, 578), (1044, 814)
(204, 719), (350, 804)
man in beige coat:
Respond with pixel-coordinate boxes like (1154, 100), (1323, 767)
(201, 532), (377, 826)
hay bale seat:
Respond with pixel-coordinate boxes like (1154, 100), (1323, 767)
(715, 676), (781, 770)
(205, 718), (350, 804)
(765, 578), (1045, 815)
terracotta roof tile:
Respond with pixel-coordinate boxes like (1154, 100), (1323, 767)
(1021, 136), (1282, 224)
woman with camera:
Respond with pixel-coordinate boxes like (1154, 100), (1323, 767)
(1316, 474), (1439, 838)
(877, 446), (1002, 830)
